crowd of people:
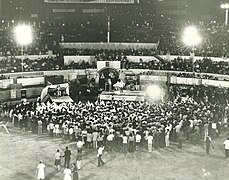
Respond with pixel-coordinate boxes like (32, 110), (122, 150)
(1, 82), (229, 179)
(2, 53), (229, 78)
(1, 84), (227, 154)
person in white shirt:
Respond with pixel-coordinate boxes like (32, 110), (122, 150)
(37, 160), (45, 180)
(107, 133), (114, 152)
(97, 145), (105, 167)
(92, 130), (99, 149)
(147, 133), (153, 153)
(223, 137), (229, 158)
(135, 133), (141, 151)
(0, 121), (10, 135)
(165, 129), (170, 147)
(54, 149), (61, 171)
(63, 166), (72, 180)
(77, 138), (84, 154)
(123, 134), (128, 153)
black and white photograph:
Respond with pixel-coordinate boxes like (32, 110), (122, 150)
(1, 0), (229, 180)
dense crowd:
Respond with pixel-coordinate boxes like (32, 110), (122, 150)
(2, 52), (229, 78)
(1, 84), (228, 153)
(0, 19), (228, 58)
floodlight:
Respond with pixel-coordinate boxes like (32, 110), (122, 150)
(221, 3), (229, 25)
(221, 3), (229, 9)
(182, 26), (201, 46)
(14, 24), (33, 46)
(146, 85), (162, 100)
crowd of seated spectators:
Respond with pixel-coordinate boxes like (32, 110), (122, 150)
(2, 50), (229, 79)
(0, 19), (229, 58)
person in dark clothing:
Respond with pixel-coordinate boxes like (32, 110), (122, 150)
(72, 163), (79, 180)
(206, 135), (214, 154)
(177, 130), (184, 149)
(63, 147), (71, 168)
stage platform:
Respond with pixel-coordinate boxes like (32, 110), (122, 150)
(99, 90), (145, 101)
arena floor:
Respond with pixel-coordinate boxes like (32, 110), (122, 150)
(1, 124), (229, 180)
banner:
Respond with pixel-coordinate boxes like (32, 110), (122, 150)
(170, 77), (201, 85)
(97, 61), (120, 71)
(0, 79), (14, 89)
(83, 9), (105, 13)
(140, 75), (167, 82)
(53, 9), (75, 13)
(126, 56), (159, 63)
(99, 94), (113, 100)
(202, 79), (229, 87)
(64, 56), (95, 65)
(17, 77), (45, 87)
(60, 42), (158, 50)
(45, 0), (135, 3)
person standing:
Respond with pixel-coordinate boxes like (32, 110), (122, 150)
(54, 149), (61, 171)
(177, 130), (184, 149)
(76, 151), (82, 170)
(76, 138), (84, 154)
(92, 130), (99, 149)
(72, 163), (79, 180)
(63, 147), (71, 168)
(165, 129), (170, 147)
(122, 134), (128, 154)
(86, 131), (93, 149)
(147, 133), (153, 153)
(206, 135), (214, 155)
(97, 145), (105, 167)
(106, 133), (114, 152)
(63, 166), (72, 180)
(135, 132), (141, 151)
(128, 134), (135, 153)
(223, 137), (229, 158)
(37, 160), (45, 180)
(204, 122), (209, 140)
(37, 119), (43, 135)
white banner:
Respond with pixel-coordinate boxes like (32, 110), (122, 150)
(113, 95), (145, 101)
(0, 79), (14, 89)
(64, 56), (95, 65)
(99, 94), (113, 101)
(17, 77), (45, 87)
(53, 9), (75, 13)
(126, 56), (159, 63)
(60, 42), (158, 50)
(45, 0), (135, 3)
(97, 61), (120, 71)
(170, 77), (201, 85)
(140, 75), (167, 82)
(202, 79), (229, 87)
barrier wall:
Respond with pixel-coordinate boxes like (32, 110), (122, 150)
(0, 55), (56, 61)
(160, 55), (229, 62)
(0, 86), (44, 102)
(60, 42), (158, 50)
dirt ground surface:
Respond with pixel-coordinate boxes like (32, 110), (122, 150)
(1, 123), (229, 180)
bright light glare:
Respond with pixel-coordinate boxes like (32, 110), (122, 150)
(14, 24), (33, 45)
(146, 85), (162, 100)
(221, 3), (229, 9)
(182, 26), (201, 46)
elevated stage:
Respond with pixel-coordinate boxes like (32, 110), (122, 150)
(99, 90), (145, 102)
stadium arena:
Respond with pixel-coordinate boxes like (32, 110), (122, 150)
(1, 0), (229, 180)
